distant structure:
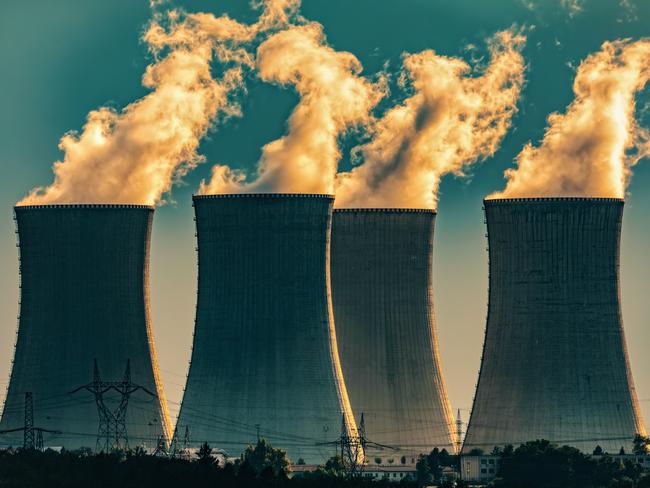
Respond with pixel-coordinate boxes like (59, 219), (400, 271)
(463, 197), (646, 453)
(330, 209), (457, 456)
(0, 205), (172, 449)
(175, 194), (358, 464)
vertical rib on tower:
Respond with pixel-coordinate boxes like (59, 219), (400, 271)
(175, 194), (357, 463)
(331, 209), (457, 456)
(0, 205), (172, 449)
(463, 197), (646, 453)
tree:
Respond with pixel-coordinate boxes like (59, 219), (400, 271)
(296, 457), (306, 465)
(438, 448), (455, 467)
(196, 442), (215, 466)
(425, 448), (443, 481)
(416, 454), (432, 486)
(492, 439), (645, 488)
(494, 440), (585, 487)
(401, 455), (407, 464)
(236, 459), (257, 479)
(241, 438), (290, 476)
(633, 434), (650, 455)
(374, 457), (382, 465)
(593, 445), (604, 456)
(324, 455), (345, 477)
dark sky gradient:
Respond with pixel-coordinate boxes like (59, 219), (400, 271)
(1, 0), (648, 431)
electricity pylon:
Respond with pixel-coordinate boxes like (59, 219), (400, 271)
(153, 435), (168, 457)
(71, 359), (156, 452)
(0, 392), (61, 450)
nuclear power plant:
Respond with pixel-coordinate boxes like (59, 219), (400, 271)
(1, 197), (646, 460)
(330, 209), (457, 455)
(174, 194), (358, 464)
(0, 205), (172, 450)
(463, 197), (646, 454)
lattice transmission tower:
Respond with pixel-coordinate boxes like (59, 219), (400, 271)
(71, 359), (156, 452)
(0, 392), (61, 450)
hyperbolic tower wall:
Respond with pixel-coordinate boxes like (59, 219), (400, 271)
(0, 205), (171, 449)
(175, 194), (357, 463)
(463, 198), (645, 453)
(330, 209), (457, 455)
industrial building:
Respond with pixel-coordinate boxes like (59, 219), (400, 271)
(463, 197), (646, 454)
(0, 204), (172, 450)
(330, 209), (457, 456)
(175, 194), (358, 464)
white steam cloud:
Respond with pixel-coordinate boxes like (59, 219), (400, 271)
(491, 38), (650, 199)
(198, 23), (385, 195)
(18, 1), (299, 206)
(334, 31), (526, 210)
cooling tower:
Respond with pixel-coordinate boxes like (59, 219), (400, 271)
(463, 197), (645, 454)
(0, 205), (171, 449)
(175, 194), (357, 464)
(330, 209), (457, 457)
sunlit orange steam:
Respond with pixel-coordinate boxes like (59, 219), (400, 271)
(198, 23), (385, 195)
(17, 1), (299, 206)
(333, 31), (525, 210)
(490, 38), (650, 199)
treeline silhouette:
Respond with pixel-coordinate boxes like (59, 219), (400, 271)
(0, 439), (410, 488)
(489, 439), (650, 488)
(0, 437), (649, 488)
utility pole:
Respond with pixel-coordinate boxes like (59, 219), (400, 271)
(339, 415), (363, 478)
(316, 414), (398, 478)
(170, 424), (190, 459)
(171, 424), (191, 460)
(0, 392), (61, 450)
(35, 430), (43, 451)
(153, 435), (168, 457)
(358, 413), (367, 454)
(183, 425), (191, 451)
(456, 409), (463, 454)
(255, 424), (261, 442)
(456, 409), (465, 485)
(170, 425), (178, 458)
(23, 392), (35, 450)
(178, 425), (191, 460)
(70, 359), (156, 452)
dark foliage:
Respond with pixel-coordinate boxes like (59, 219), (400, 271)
(491, 439), (650, 488)
(414, 447), (459, 485)
(0, 447), (414, 488)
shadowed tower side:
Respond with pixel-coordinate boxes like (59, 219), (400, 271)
(331, 209), (457, 457)
(0, 205), (172, 449)
(463, 198), (646, 454)
(175, 194), (357, 464)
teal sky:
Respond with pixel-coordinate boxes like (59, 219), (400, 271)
(1, 0), (649, 431)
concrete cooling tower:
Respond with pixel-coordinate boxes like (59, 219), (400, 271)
(175, 194), (357, 464)
(0, 205), (171, 450)
(463, 197), (645, 454)
(330, 209), (457, 457)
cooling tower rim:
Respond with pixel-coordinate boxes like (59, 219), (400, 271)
(193, 193), (334, 200)
(14, 204), (154, 211)
(484, 197), (624, 206)
(333, 208), (436, 214)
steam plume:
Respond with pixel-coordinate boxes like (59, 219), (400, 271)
(491, 38), (650, 199)
(18, 1), (298, 206)
(334, 31), (525, 210)
(198, 23), (385, 195)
